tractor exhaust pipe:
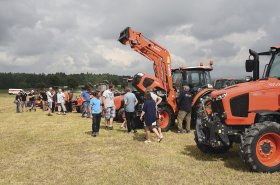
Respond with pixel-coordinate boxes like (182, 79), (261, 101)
(246, 49), (260, 81)
(249, 49), (260, 80)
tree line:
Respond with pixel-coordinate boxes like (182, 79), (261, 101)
(0, 72), (131, 89)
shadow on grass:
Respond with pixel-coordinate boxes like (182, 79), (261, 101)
(133, 132), (146, 142)
(84, 131), (92, 135)
(182, 145), (250, 172)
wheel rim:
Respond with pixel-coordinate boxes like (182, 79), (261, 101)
(159, 111), (169, 129)
(256, 132), (280, 167)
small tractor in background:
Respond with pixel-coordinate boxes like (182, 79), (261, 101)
(213, 78), (244, 89)
(195, 46), (280, 172)
(118, 27), (215, 131)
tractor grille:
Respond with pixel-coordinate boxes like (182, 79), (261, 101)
(212, 99), (225, 115)
(230, 93), (249, 117)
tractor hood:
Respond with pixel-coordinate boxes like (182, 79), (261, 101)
(211, 78), (280, 99)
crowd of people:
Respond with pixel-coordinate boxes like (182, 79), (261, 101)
(15, 88), (74, 115)
(14, 84), (193, 143)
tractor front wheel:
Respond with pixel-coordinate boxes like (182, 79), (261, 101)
(240, 121), (280, 172)
(158, 106), (173, 132)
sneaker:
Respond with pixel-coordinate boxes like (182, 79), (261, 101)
(144, 140), (151, 143)
(92, 132), (96, 137)
(133, 130), (137, 133)
(105, 126), (108, 130)
(177, 129), (183, 134)
(157, 137), (163, 143)
(109, 126), (113, 130)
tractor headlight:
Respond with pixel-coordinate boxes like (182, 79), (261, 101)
(216, 93), (227, 100)
(137, 72), (144, 77)
(207, 84), (213, 88)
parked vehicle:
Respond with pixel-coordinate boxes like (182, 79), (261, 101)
(195, 46), (280, 172)
(8, 88), (23, 95)
(118, 27), (215, 131)
(213, 78), (244, 89)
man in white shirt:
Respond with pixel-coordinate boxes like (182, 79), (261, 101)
(102, 84), (115, 130)
(46, 87), (54, 116)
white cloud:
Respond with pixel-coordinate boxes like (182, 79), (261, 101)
(0, 0), (280, 78)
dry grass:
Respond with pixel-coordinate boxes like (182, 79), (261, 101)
(0, 91), (279, 185)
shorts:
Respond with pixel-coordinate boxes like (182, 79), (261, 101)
(152, 121), (159, 128)
(21, 101), (27, 107)
(144, 121), (156, 127)
(48, 101), (53, 109)
(105, 107), (116, 120)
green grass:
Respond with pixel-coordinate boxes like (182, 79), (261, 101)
(0, 93), (279, 185)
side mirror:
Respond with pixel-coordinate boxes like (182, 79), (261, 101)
(245, 59), (254, 72)
(245, 76), (253, 82)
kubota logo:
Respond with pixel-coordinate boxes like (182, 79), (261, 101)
(268, 83), (280, 87)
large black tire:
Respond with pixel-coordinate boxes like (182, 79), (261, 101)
(240, 121), (280, 172)
(158, 106), (173, 132)
(115, 108), (124, 122)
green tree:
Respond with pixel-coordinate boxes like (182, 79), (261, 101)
(67, 77), (79, 89)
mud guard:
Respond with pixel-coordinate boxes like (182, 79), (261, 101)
(192, 88), (215, 107)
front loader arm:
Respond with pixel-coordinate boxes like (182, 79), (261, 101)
(118, 27), (173, 93)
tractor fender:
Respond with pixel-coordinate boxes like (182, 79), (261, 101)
(253, 110), (280, 123)
(192, 88), (215, 107)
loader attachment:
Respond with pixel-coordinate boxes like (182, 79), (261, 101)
(118, 27), (131, 45)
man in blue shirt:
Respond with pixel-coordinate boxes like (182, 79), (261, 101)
(81, 88), (91, 118)
(124, 88), (138, 133)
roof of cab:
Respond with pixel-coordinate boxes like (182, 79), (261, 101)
(172, 66), (213, 71)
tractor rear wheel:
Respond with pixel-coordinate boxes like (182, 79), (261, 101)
(158, 106), (173, 132)
(240, 121), (280, 172)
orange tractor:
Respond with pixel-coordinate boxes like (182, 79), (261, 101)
(118, 27), (215, 131)
(195, 47), (280, 172)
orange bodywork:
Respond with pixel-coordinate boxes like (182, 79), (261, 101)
(211, 78), (280, 125)
(114, 95), (124, 111)
(77, 96), (84, 106)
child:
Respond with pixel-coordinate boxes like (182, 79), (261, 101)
(89, 91), (102, 137)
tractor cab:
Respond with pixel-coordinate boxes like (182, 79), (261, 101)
(246, 46), (280, 80)
(172, 65), (213, 95)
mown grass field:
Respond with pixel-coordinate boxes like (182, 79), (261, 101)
(0, 90), (279, 185)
